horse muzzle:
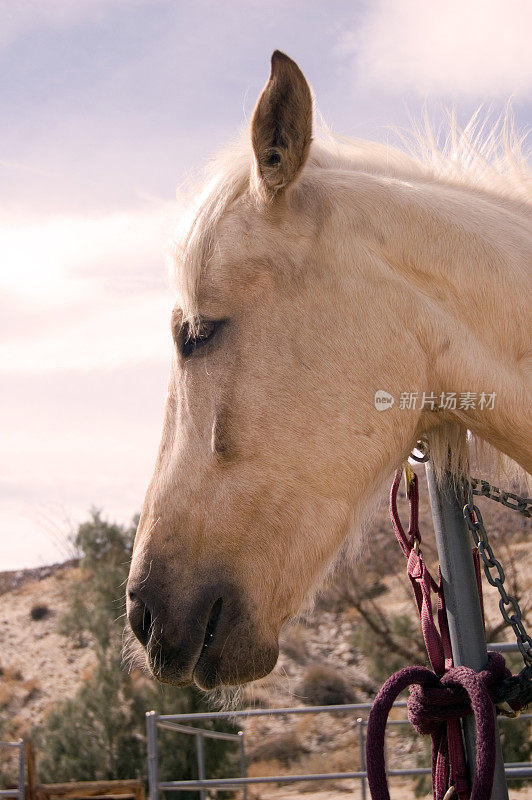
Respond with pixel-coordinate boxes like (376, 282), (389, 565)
(126, 573), (278, 689)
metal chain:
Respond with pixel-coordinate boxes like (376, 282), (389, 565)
(408, 441), (531, 518)
(463, 494), (532, 668)
(407, 440), (532, 666)
(470, 478), (531, 518)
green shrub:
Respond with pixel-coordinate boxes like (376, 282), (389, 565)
(34, 661), (237, 788)
(351, 611), (426, 682)
(500, 716), (532, 789)
(33, 510), (238, 796)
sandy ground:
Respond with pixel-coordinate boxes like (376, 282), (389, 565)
(0, 566), (95, 734)
(256, 783), (532, 799)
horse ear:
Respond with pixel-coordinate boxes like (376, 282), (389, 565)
(251, 51), (313, 201)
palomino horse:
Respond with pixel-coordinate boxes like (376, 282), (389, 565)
(126, 51), (531, 690)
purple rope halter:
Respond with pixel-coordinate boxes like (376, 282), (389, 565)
(366, 653), (512, 800)
(364, 471), (515, 800)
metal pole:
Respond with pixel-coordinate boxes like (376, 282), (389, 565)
(425, 463), (509, 799)
(195, 733), (207, 800)
(17, 740), (25, 800)
(146, 711), (159, 800)
(357, 719), (367, 800)
(238, 731), (247, 800)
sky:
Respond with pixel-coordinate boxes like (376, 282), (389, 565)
(1, 0), (531, 569)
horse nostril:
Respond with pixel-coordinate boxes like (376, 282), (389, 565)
(202, 597), (223, 654)
(127, 592), (152, 648)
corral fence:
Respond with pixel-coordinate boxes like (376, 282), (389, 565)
(145, 668), (532, 800)
(0, 739), (144, 800)
(38, 780), (145, 800)
(0, 741), (24, 800)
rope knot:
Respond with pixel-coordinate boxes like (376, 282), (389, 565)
(407, 652), (510, 735)
(408, 682), (469, 735)
(366, 654), (515, 800)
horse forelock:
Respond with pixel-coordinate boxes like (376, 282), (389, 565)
(170, 109), (530, 324)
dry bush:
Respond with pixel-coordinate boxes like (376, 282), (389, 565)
(296, 663), (357, 706)
(318, 569), (388, 613)
(242, 683), (273, 709)
(294, 712), (320, 742)
(0, 666), (23, 682)
(291, 748), (359, 793)
(30, 603), (50, 621)
(279, 623), (309, 663)
(300, 746), (359, 774)
(80, 665), (96, 682)
(0, 683), (14, 710)
(351, 609), (426, 682)
(247, 745), (358, 794)
(248, 730), (309, 767)
(24, 687), (41, 705)
(247, 758), (283, 778)
(23, 677), (42, 704)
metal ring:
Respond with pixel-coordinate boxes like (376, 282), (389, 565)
(409, 440), (430, 462)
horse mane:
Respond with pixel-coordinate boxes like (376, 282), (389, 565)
(172, 107), (530, 313)
(170, 109), (531, 491)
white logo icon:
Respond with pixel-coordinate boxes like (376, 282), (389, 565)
(374, 390), (394, 411)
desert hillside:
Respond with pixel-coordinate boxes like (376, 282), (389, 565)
(1, 469), (530, 798)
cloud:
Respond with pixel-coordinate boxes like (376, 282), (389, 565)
(0, 291), (173, 372)
(340, 0), (532, 98)
(1, 362), (169, 569)
(0, 202), (178, 304)
(0, 202), (179, 371)
(0, 0), (151, 50)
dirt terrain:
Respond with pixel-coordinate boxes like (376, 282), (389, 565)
(0, 564), (95, 732)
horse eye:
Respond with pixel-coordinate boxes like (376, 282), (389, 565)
(267, 151), (281, 166)
(178, 320), (221, 358)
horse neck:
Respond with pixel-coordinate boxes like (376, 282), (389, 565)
(329, 171), (532, 473)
